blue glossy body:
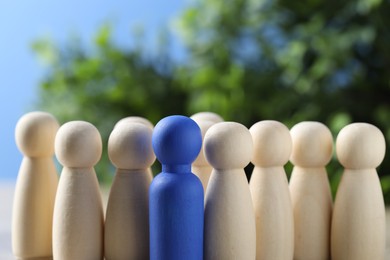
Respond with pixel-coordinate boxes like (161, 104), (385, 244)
(150, 115), (204, 260)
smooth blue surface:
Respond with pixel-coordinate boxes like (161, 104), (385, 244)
(150, 115), (204, 260)
(0, 0), (186, 180)
(153, 115), (202, 166)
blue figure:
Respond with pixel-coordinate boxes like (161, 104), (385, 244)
(150, 115), (204, 260)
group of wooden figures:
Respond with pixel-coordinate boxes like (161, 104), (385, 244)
(12, 111), (386, 260)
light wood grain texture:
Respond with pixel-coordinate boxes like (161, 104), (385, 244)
(53, 121), (104, 260)
(190, 112), (223, 124)
(192, 120), (215, 192)
(289, 122), (333, 260)
(12, 112), (59, 260)
(331, 123), (386, 260)
(191, 112), (224, 192)
(114, 116), (154, 130)
(204, 122), (256, 260)
(105, 122), (155, 260)
(249, 121), (294, 260)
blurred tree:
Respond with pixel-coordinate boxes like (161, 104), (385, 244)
(34, 0), (390, 202)
(33, 25), (187, 182)
(174, 0), (390, 201)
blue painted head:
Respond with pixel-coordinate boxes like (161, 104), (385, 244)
(152, 115), (202, 166)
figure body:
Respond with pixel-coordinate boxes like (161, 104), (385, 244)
(149, 115), (204, 260)
(12, 112), (59, 260)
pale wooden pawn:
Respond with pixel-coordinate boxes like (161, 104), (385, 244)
(249, 120), (294, 260)
(289, 121), (333, 260)
(53, 121), (104, 260)
(105, 122), (155, 260)
(331, 123), (386, 260)
(190, 112), (223, 124)
(191, 120), (215, 192)
(191, 112), (223, 192)
(204, 122), (256, 260)
(115, 116), (154, 129)
(114, 116), (154, 180)
(12, 112), (59, 260)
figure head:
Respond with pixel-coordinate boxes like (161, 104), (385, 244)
(15, 111), (59, 157)
(204, 122), (253, 170)
(108, 122), (155, 170)
(152, 115), (202, 166)
(290, 121), (333, 168)
(55, 121), (102, 168)
(250, 120), (292, 167)
(336, 123), (385, 169)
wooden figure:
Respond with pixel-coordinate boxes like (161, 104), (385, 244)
(204, 122), (256, 260)
(191, 120), (215, 192)
(289, 121), (333, 260)
(114, 116), (154, 180)
(53, 121), (104, 260)
(190, 112), (223, 124)
(149, 115), (204, 260)
(115, 116), (154, 130)
(190, 112), (223, 193)
(12, 111), (59, 260)
(105, 122), (155, 260)
(249, 120), (294, 260)
(331, 123), (386, 260)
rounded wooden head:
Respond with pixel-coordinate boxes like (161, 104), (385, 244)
(250, 120), (292, 167)
(193, 120), (215, 167)
(290, 121), (333, 167)
(108, 122), (155, 170)
(336, 123), (385, 169)
(55, 121), (102, 168)
(152, 115), (202, 166)
(204, 122), (253, 170)
(191, 112), (223, 124)
(114, 116), (154, 129)
(15, 111), (59, 157)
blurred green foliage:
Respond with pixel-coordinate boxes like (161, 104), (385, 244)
(33, 0), (390, 203)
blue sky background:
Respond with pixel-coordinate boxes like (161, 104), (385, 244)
(0, 0), (186, 180)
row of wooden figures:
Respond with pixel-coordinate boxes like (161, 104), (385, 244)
(12, 111), (386, 260)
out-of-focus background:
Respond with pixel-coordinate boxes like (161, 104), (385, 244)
(0, 0), (184, 258)
(1, 0), (390, 258)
